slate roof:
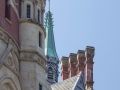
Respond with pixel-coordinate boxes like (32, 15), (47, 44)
(51, 73), (83, 90)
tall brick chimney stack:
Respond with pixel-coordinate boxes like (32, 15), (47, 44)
(85, 46), (95, 90)
(77, 50), (85, 76)
(60, 57), (69, 81)
(60, 46), (95, 86)
(69, 53), (77, 77)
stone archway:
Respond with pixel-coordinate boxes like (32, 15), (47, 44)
(1, 83), (13, 90)
(0, 76), (18, 90)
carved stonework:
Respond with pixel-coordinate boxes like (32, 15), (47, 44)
(20, 53), (46, 68)
(0, 31), (9, 43)
(38, 58), (45, 66)
(0, 39), (13, 68)
(22, 53), (34, 59)
(0, 30), (19, 57)
(5, 52), (18, 72)
(6, 57), (13, 66)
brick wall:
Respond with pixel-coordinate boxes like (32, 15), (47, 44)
(0, 0), (20, 44)
(61, 46), (95, 89)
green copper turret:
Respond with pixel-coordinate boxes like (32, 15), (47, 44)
(45, 11), (59, 61)
(44, 11), (59, 83)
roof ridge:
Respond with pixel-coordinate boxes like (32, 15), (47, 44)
(51, 72), (81, 86)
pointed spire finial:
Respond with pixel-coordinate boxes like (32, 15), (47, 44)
(48, 0), (50, 11)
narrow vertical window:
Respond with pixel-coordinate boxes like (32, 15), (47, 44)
(48, 67), (53, 80)
(5, 0), (10, 19)
(38, 10), (40, 23)
(39, 32), (41, 47)
(27, 5), (30, 18)
(41, 11), (43, 25)
(39, 84), (42, 90)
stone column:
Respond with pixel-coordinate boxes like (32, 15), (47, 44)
(41, 8), (45, 26)
(60, 57), (69, 81)
(77, 50), (85, 76)
(20, 1), (24, 18)
(69, 53), (77, 77)
(33, 1), (37, 21)
(85, 46), (95, 90)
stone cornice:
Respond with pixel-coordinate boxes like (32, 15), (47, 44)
(20, 58), (47, 71)
(20, 50), (47, 62)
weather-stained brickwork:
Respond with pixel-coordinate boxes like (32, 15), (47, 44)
(0, 0), (19, 44)
(60, 46), (95, 89)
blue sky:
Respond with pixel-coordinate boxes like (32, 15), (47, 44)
(45, 0), (120, 90)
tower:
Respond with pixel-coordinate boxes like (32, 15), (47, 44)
(44, 1), (59, 83)
(19, 0), (51, 90)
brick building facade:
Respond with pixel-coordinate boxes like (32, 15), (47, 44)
(0, 0), (95, 90)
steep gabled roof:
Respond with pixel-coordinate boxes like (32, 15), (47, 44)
(51, 72), (85, 90)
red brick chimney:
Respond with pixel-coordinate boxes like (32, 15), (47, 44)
(60, 57), (69, 81)
(85, 46), (95, 90)
(69, 53), (77, 77)
(77, 50), (85, 76)
(61, 46), (95, 86)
